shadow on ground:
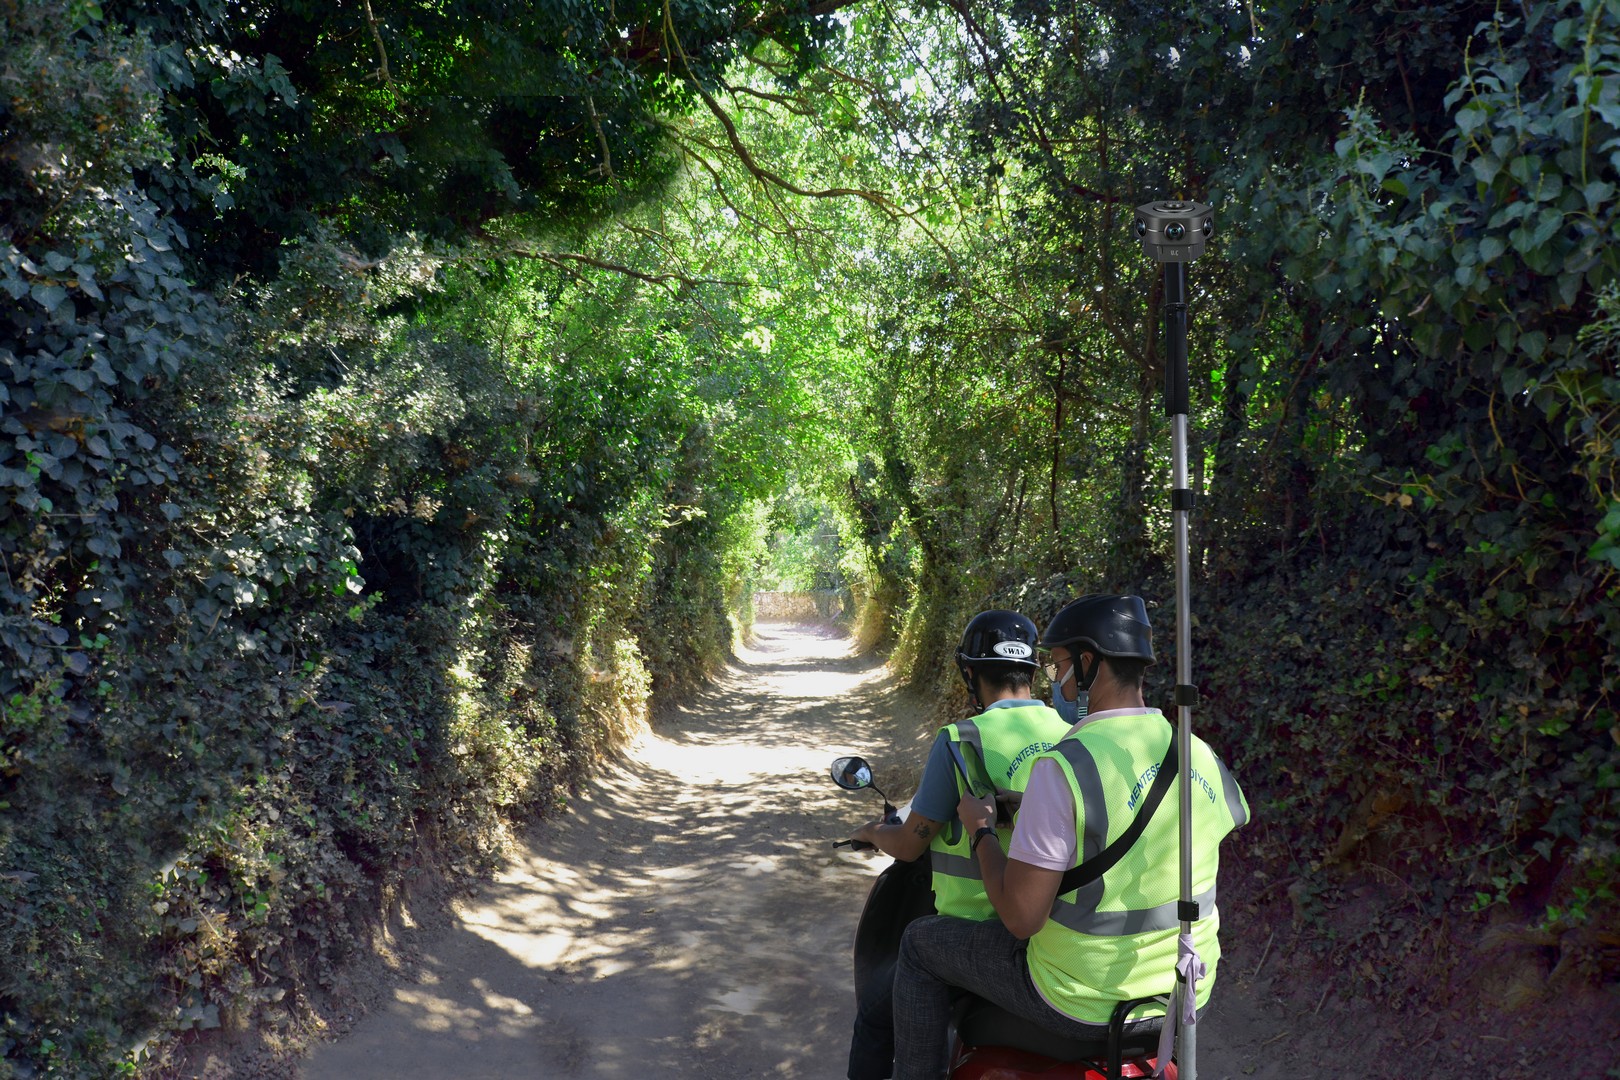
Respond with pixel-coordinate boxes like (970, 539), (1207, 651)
(297, 621), (906, 1080)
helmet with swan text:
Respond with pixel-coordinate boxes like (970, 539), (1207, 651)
(955, 609), (1040, 691)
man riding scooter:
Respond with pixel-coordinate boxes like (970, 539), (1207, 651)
(889, 595), (1250, 1079)
(844, 609), (1072, 1080)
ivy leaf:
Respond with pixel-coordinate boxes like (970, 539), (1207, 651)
(1529, 209), (1563, 250)
(1590, 538), (1620, 570)
(74, 263), (103, 300)
(30, 282), (68, 312)
(1455, 104), (1488, 134)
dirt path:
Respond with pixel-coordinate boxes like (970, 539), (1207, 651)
(299, 622), (905, 1080)
(297, 621), (1304, 1080)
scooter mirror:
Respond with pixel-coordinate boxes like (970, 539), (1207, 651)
(830, 756), (873, 791)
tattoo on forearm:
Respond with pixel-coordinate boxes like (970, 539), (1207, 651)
(913, 822), (931, 839)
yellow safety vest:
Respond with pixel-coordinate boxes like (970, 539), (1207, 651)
(1025, 711), (1248, 1023)
(929, 704), (1072, 920)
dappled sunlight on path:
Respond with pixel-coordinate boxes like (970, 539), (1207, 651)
(300, 622), (903, 1080)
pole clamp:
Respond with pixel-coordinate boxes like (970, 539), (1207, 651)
(1179, 900), (1202, 922)
(1174, 684), (1198, 706)
(1171, 488), (1195, 511)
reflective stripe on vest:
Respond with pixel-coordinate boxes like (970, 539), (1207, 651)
(1212, 752), (1249, 829)
(1050, 884), (1219, 935)
(945, 715), (984, 850)
(931, 850), (978, 881)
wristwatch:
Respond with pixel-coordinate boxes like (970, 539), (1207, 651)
(970, 825), (997, 854)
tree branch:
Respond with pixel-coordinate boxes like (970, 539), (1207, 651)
(1067, 182), (1132, 204)
(719, 79), (818, 117)
(586, 95), (615, 178)
(681, 85), (965, 275)
(501, 247), (750, 290)
(360, 0), (400, 101)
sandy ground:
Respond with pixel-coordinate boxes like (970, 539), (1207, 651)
(294, 622), (1311, 1080)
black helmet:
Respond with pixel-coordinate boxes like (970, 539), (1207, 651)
(956, 609), (1040, 688)
(1039, 594), (1155, 665)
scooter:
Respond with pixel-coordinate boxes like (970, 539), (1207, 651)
(831, 755), (1176, 1080)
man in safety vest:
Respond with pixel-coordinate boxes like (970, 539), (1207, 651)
(844, 609), (1072, 1080)
(890, 594), (1249, 1079)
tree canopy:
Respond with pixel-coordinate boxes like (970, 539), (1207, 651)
(2, 0), (1617, 1074)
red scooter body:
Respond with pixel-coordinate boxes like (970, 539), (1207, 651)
(949, 992), (1174, 1080)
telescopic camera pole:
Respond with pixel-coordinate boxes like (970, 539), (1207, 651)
(1133, 198), (1212, 1080)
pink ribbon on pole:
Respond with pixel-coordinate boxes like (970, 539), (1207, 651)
(1153, 933), (1205, 1078)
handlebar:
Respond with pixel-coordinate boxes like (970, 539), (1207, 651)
(833, 803), (901, 851)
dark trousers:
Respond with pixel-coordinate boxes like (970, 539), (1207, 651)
(847, 956), (898, 1080)
(893, 915), (1151, 1080)
(847, 857), (934, 1080)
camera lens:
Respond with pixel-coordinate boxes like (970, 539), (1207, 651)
(1165, 222), (1186, 241)
(1202, 219), (1213, 237)
(1135, 219), (1147, 238)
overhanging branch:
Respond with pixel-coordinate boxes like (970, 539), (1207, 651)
(501, 247), (751, 290)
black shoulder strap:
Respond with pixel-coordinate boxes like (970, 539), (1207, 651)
(1056, 736), (1178, 898)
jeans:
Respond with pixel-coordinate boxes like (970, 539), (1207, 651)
(892, 915), (1148, 1080)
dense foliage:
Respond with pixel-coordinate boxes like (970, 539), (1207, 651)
(820, 0), (1619, 1009)
(1, 0), (851, 1075)
(2, 0), (1616, 1075)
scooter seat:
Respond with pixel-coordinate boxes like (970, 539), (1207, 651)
(952, 995), (1163, 1064)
